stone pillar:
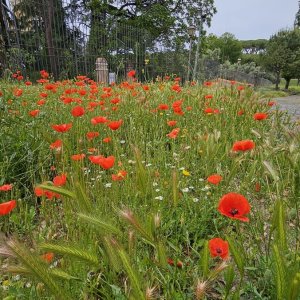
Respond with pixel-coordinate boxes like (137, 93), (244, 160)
(95, 57), (108, 84)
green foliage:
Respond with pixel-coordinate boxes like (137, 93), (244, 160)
(0, 79), (300, 298)
(205, 33), (242, 63)
(264, 28), (300, 89)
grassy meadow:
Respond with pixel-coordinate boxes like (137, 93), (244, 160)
(0, 74), (299, 299)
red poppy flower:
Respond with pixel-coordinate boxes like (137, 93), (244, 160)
(37, 79), (49, 84)
(111, 98), (121, 105)
(98, 156), (115, 170)
(207, 174), (222, 185)
(75, 81), (85, 87)
(218, 192), (251, 222)
(53, 174), (67, 186)
(112, 170), (127, 181)
(71, 154), (86, 161)
(91, 116), (108, 125)
(208, 238), (229, 259)
(167, 120), (177, 127)
(107, 120), (123, 130)
(268, 101), (276, 106)
(204, 81), (213, 87)
(254, 112), (268, 121)
(89, 155), (115, 169)
(14, 89), (23, 97)
(171, 84), (181, 93)
(44, 190), (60, 200)
(86, 131), (99, 140)
(50, 139), (62, 150)
(76, 75), (86, 81)
(237, 85), (244, 91)
(204, 108), (214, 114)
(41, 252), (54, 263)
(40, 70), (49, 79)
(29, 109), (40, 117)
(167, 128), (180, 139)
(167, 258), (174, 266)
(89, 155), (103, 164)
(0, 184), (13, 191)
(205, 94), (213, 99)
(173, 106), (184, 115)
(71, 106), (85, 117)
(237, 110), (244, 116)
(25, 81), (32, 86)
(103, 137), (112, 143)
(34, 187), (44, 197)
(158, 104), (169, 110)
(88, 101), (98, 109)
(37, 99), (46, 106)
(127, 70), (136, 77)
(40, 92), (48, 98)
(0, 200), (16, 215)
(232, 140), (255, 152)
(45, 84), (56, 91)
(37, 184), (53, 200)
(77, 89), (87, 96)
(52, 123), (72, 133)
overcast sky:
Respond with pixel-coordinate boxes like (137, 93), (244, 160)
(207, 0), (299, 40)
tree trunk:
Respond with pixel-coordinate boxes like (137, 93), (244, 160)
(275, 72), (280, 90)
(44, 0), (58, 79)
(192, 21), (202, 81)
(0, 0), (10, 52)
(284, 78), (291, 90)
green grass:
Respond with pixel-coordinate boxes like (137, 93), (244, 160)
(0, 78), (299, 299)
(280, 78), (300, 94)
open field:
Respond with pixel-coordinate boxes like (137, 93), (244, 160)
(0, 76), (299, 299)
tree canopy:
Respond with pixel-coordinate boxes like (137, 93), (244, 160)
(264, 28), (300, 89)
(204, 33), (242, 63)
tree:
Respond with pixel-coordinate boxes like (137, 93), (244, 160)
(295, 1), (300, 27)
(240, 39), (267, 54)
(205, 33), (242, 63)
(264, 29), (300, 90)
(7, 0), (81, 78)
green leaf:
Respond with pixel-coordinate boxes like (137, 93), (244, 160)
(116, 245), (145, 300)
(39, 242), (99, 266)
(77, 213), (122, 236)
(226, 236), (245, 276)
(201, 241), (209, 278)
(224, 265), (235, 297)
(288, 273), (300, 300)
(5, 239), (71, 300)
(39, 183), (76, 198)
(271, 200), (287, 249)
(273, 244), (286, 300)
(263, 160), (279, 182)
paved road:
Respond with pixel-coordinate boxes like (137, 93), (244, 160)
(274, 95), (300, 120)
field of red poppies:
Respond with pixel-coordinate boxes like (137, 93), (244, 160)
(0, 71), (299, 299)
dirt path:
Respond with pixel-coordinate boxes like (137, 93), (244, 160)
(274, 95), (300, 120)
